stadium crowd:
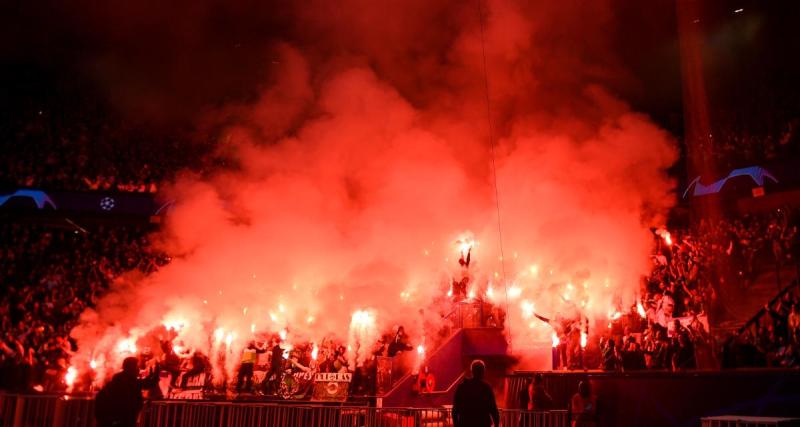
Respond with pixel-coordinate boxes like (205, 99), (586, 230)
(0, 223), (167, 392)
(1, 210), (796, 394)
(595, 207), (800, 372)
(0, 98), (206, 193)
(1, 95), (799, 391)
(646, 208), (798, 322)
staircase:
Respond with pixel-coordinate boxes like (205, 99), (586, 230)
(715, 264), (798, 335)
(381, 327), (509, 407)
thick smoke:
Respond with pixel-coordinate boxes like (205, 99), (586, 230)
(71, 0), (676, 377)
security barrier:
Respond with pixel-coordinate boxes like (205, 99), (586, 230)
(141, 401), (569, 427)
(0, 394), (569, 427)
(0, 394), (94, 427)
(701, 416), (800, 427)
(500, 410), (570, 427)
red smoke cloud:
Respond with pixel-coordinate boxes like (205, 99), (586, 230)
(71, 0), (677, 377)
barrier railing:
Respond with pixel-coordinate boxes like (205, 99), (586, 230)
(500, 410), (570, 427)
(0, 394), (569, 427)
(0, 394), (95, 427)
(701, 415), (800, 427)
(736, 279), (798, 337)
(141, 401), (569, 427)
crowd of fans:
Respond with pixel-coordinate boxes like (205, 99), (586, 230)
(0, 223), (168, 392)
(695, 82), (800, 170)
(1, 92), (799, 393)
(593, 207), (800, 372)
(646, 208), (799, 324)
(709, 113), (799, 170)
(722, 288), (800, 369)
(0, 97), (206, 193)
(1, 210), (798, 395)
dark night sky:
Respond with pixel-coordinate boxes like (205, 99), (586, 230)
(0, 0), (797, 137)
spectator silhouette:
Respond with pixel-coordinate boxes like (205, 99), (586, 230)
(517, 377), (531, 410)
(452, 359), (499, 427)
(570, 380), (598, 427)
(529, 373), (554, 410)
(95, 357), (147, 427)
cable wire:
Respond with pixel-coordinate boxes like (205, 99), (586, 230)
(476, 0), (512, 352)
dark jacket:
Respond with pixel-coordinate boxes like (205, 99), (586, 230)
(453, 378), (500, 427)
(270, 345), (283, 371)
(95, 371), (143, 427)
(531, 384), (554, 410)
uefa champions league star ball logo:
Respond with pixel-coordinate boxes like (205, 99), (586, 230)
(99, 197), (116, 211)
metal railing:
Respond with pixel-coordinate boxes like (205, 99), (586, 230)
(141, 401), (569, 427)
(0, 394), (94, 427)
(0, 394), (569, 427)
(736, 279), (798, 337)
(701, 415), (800, 427)
(500, 410), (570, 427)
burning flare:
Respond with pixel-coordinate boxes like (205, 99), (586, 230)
(637, 301), (647, 318)
(65, 366), (78, 388)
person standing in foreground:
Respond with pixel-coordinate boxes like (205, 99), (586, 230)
(570, 381), (598, 427)
(95, 357), (149, 427)
(452, 359), (500, 427)
(529, 373), (554, 410)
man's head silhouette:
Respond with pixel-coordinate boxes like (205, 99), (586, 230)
(122, 357), (139, 375)
(471, 359), (486, 380)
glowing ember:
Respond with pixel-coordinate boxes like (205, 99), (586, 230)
(457, 238), (475, 258)
(282, 344), (293, 359)
(162, 317), (187, 332)
(306, 316), (314, 324)
(250, 323), (256, 333)
(350, 310), (374, 329)
(214, 328), (225, 343)
(65, 366), (78, 388)
(520, 300), (535, 319)
(529, 265), (539, 276)
(348, 309), (378, 367)
(656, 228), (673, 246)
(637, 301), (647, 318)
(116, 337), (137, 354)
